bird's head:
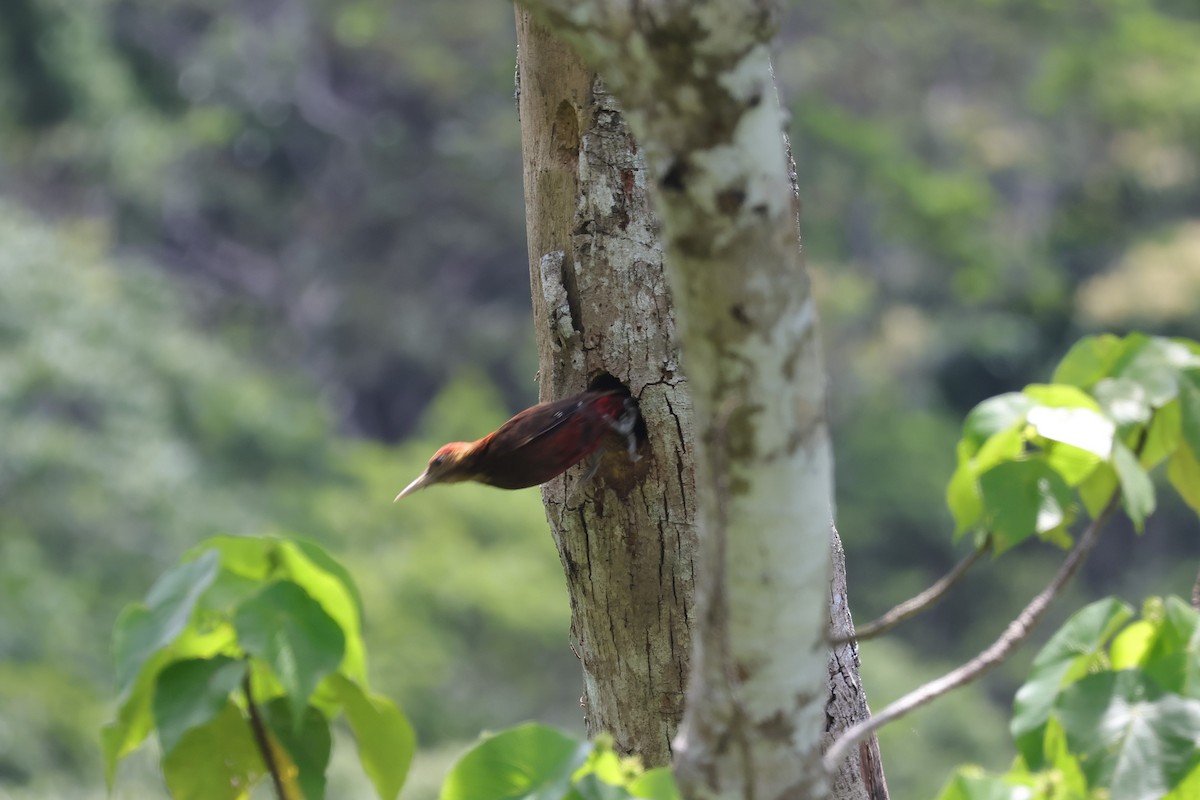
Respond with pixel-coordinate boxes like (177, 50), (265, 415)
(393, 442), (477, 501)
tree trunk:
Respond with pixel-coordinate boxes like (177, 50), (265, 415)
(515, 10), (697, 767)
(516, 3), (887, 798)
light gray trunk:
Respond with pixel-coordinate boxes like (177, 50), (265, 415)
(516, 3), (887, 798)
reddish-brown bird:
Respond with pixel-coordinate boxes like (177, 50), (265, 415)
(394, 388), (640, 500)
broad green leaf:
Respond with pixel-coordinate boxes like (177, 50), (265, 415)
(1056, 670), (1200, 800)
(1164, 762), (1200, 800)
(114, 550), (221, 697)
(948, 425), (1025, 538)
(1142, 598), (1200, 699)
(962, 393), (1034, 451)
(948, 451), (985, 537)
(1179, 369), (1200, 456)
(1078, 462), (1118, 519)
(1027, 405), (1114, 458)
(291, 538), (365, 620)
(1112, 334), (1200, 408)
(103, 622), (236, 787)
(331, 673), (415, 800)
(1167, 444), (1200, 515)
(162, 701), (264, 800)
(1022, 384), (1101, 411)
(978, 460), (1072, 553)
(1038, 440), (1101, 486)
(1111, 621), (1157, 671)
(1093, 377), (1152, 429)
(277, 541), (367, 684)
(1141, 400), (1182, 471)
(1052, 334), (1122, 389)
(1012, 597), (1134, 767)
(439, 722), (591, 800)
(262, 698), (332, 800)
(191, 535), (276, 581)
(933, 766), (1038, 800)
(1112, 440), (1155, 532)
(574, 773), (634, 800)
(627, 769), (682, 800)
(1040, 716), (1088, 799)
(154, 656), (247, 756)
(235, 581), (345, 723)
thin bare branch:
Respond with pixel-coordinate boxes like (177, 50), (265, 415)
(829, 539), (991, 646)
(243, 670), (287, 800)
(823, 493), (1121, 774)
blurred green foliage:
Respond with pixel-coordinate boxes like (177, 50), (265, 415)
(1, 0), (1199, 797)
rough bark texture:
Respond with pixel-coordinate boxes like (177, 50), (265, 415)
(515, 9), (697, 767)
(516, 3), (886, 798)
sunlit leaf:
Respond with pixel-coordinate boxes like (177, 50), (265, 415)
(1012, 598), (1134, 767)
(1112, 334), (1200, 408)
(1078, 462), (1119, 519)
(331, 673), (415, 800)
(962, 393), (1034, 451)
(1093, 377), (1152, 429)
(1140, 400), (1182, 471)
(235, 581), (345, 723)
(1027, 405), (1114, 458)
(1052, 334), (1122, 389)
(439, 722), (591, 800)
(1022, 384), (1101, 411)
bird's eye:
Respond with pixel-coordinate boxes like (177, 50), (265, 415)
(432, 454), (446, 467)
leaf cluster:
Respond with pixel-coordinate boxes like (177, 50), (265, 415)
(938, 595), (1200, 800)
(948, 333), (1200, 552)
(103, 537), (414, 800)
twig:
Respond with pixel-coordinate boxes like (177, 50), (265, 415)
(823, 492), (1122, 774)
(829, 538), (991, 646)
(243, 669), (287, 800)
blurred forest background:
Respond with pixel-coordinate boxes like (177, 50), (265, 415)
(1, 0), (1198, 797)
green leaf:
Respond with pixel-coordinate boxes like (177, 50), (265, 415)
(1022, 384), (1101, 411)
(439, 722), (591, 800)
(153, 656), (247, 757)
(1167, 444), (1200, 516)
(290, 538), (365, 621)
(962, 393), (1034, 451)
(1112, 334), (1200, 408)
(978, 460), (1073, 553)
(933, 766), (1038, 800)
(1012, 597), (1134, 767)
(162, 701), (264, 800)
(262, 698), (332, 800)
(575, 774), (634, 800)
(1026, 405), (1114, 458)
(1141, 400), (1182, 471)
(1093, 377), (1153, 431)
(1111, 621), (1157, 671)
(331, 673), (415, 800)
(235, 581), (345, 724)
(1179, 369), (1200, 456)
(1165, 763), (1200, 800)
(948, 424), (1026, 539)
(114, 550), (221, 698)
(627, 769), (681, 800)
(277, 541), (367, 684)
(1052, 334), (1122, 389)
(1078, 462), (1119, 519)
(1112, 440), (1155, 532)
(1142, 598), (1200, 699)
(1056, 670), (1200, 800)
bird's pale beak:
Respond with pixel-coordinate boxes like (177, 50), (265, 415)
(394, 471), (432, 502)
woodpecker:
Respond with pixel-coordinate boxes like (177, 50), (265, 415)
(394, 387), (641, 500)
